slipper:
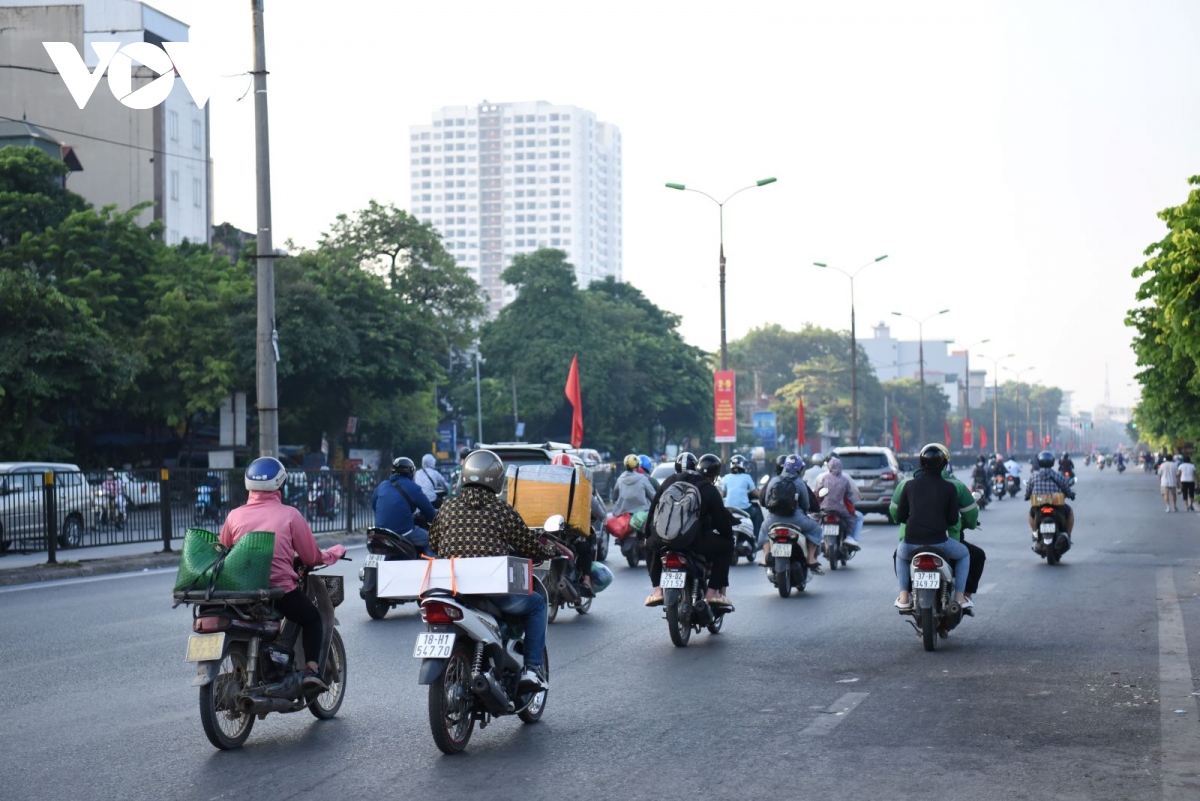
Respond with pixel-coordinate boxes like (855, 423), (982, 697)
(579, 583), (595, 598)
(808, 562), (825, 575)
(708, 594), (732, 607)
(894, 596), (913, 611)
(644, 593), (664, 607)
(959, 597), (975, 610)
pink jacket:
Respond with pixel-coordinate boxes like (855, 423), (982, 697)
(219, 491), (340, 593)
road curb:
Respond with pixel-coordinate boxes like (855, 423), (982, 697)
(0, 531), (367, 587)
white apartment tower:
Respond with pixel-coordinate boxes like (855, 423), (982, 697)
(410, 100), (622, 316)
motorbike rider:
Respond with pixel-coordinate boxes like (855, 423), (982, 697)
(721, 454), (762, 538)
(1003, 455), (1022, 492)
(893, 443), (972, 612)
(643, 452), (735, 609)
(802, 452), (828, 490)
(1058, 452), (1075, 477)
(549, 453), (597, 596)
(759, 453), (824, 573)
(1025, 449), (1076, 535)
(413, 454), (449, 508)
(891, 453), (983, 613)
(971, 456), (992, 501)
(638, 454), (661, 491)
(428, 449), (562, 690)
(814, 457), (862, 549)
(219, 457), (346, 691)
(101, 467), (127, 519)
(371, 457), (439, 556)
(612, 453), (657, 516)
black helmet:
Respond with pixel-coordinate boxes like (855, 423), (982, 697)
(698, 453), (722, 479)
(919, 443), (949, 473)
(391, 456), (416, 477)
(675, 451), (698, 474)
(1037, 450), (1055, 468)
(460, 449), (505, 493)
(775, 454), (788, 475)
(729, 454), (747, 473)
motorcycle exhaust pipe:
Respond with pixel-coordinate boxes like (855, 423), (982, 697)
(471, 669), (514, 714)
(557, 577), (580, 603)
(236, 694), (296, 715)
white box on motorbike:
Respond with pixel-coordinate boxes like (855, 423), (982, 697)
(376, 556), (533, 599)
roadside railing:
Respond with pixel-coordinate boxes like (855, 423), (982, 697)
(0, 467), (397, 562)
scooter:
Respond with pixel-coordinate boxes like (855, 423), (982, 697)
(93, 487), (126, 529)
(898, 550), (965, 652)
(659, 545), (732, 645)
(610, 511), (652, 568)
(728, 506), (758, 565)
(194, 484), (221, 524)
(533, 526), (592, 623)
(1031, 494), (1071, 565)
(819, 511), (855, 571)
(359, 526), (421, 620)
(991, 474), (1006, 500)
(1005, 475), (1021, 497)
(766, 522), (811, 597)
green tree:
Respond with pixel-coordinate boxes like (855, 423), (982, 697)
(0, 145), (88, 247)
(880, 379), (951, 452)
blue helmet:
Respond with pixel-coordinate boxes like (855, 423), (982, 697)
(638, 454), (653, 473)
(782, 453), (802, 473)
(245, 457), (287, 492)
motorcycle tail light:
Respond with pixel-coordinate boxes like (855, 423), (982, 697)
(194, 616), (229, 633)
(1041, 507), (1054, 514)
(823, 515), (838, 524)
(663, 552), (687, 569)
(420, 602), (463, 624)
(771, 529), (794, 542)
(880, 471), (896, 481)
(914, 554), (943, 571)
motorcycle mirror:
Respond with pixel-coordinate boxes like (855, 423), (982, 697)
(543, 514), (565, 533)
(971, 490), (983, 501)
(818, 486), (830, 498)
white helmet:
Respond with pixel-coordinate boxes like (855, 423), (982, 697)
(245, 457), (287, 492)
(811, 452), (825, 466)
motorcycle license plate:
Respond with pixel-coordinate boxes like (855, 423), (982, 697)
(822, 524), (840, 537)
(661, 571), (687, 589)
(363, 553), (385, 568)
(770, 543), (793, 558)
(184, 632), (225, 662)
(1039, 522), (1057, 534)
(912, 572), (941, 590)
(413, 632), (456, 659)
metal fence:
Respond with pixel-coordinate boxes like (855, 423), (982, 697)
(0, 467), (388, 559)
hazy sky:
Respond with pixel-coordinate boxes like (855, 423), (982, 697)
(151, 0), (1200, 411)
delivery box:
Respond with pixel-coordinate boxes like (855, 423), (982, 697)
(376, 556), (533, 600)
(505, 463), (592, 532)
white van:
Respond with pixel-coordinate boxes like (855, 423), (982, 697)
(0, 462), (91, 552)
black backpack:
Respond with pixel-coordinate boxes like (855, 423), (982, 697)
(764, 476), (798, 515)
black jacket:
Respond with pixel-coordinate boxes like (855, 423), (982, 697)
(896, 471), (960, 545)
(645, 472), (734, 541)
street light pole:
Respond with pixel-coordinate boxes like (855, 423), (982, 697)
(1003, 366), (1036, 442)
(952, 338), (989, 450)
(667, 177), (778, 462)
(890, 309), (950, 446)
(251, 0), (278, 457)
(814, 255), (888, 444)
(978, 352), (1015, 454)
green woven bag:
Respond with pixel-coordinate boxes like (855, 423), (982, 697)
(214, 530), (275, 591)
(173, 529), (223, 592)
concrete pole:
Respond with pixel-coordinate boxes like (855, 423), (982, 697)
(252, 0), (278, 457)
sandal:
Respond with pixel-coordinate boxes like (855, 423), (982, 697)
(644, 593), (664, 607)
(894, 596), (913, 610)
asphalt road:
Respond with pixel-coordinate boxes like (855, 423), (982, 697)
(2, 465), (1198, 800)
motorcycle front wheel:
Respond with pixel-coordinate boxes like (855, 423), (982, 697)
(309, 629), (347, 720)
(198, 645), (254, 750)
(364, 588), (390, 620)
(428, 641), (475, 754)
(625, 549), (639, 569)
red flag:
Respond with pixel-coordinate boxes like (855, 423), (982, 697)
(564, 354), (583, 448)
(944, 421), (951, 448)
(1006, 429), (1011, 452)
(892, 415), (901, 453)
(980, 426), (988, 450)
(796, 396), (807, 449)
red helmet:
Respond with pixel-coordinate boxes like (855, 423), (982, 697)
(552, 453), (573, 467)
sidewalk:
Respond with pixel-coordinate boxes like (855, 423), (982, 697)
(0, 531), (366, 587)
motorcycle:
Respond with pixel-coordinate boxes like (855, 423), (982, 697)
(1096, 457), (1105, 471)
(728, 506), (759, 565)
(1005, 475), (1021, 497)
(93, 487), (125, 529)
(660, 544), (732, 646)
(611, 510), (652, 568)
(819, 511), (855, 571)
(359, 526), (421, 620)
(415, 516), (562, 754)
(194, 483), (221, 524)
(971, 479), (990, 511)
(1031, 495), (1071, 565)
(766, 522), (811, 598)
(898, 550), (964, 652)
(532, 525), (590, 623)
(1117, 461), (1126, 474)
(306, 484), (341, 520)
(1062, 469), (1076, 487)
(177, 560), (348, 750)
(991, 474), (1006, 501)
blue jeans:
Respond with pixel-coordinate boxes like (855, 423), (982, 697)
(851, 510), (864, 540)
(760, 511), (822, 547)
(896, 539), (969, 594)
(406, 526), (435, 557)
(491, 592), (547, 668)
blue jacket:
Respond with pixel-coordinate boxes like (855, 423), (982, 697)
(371, 475), (438, 534)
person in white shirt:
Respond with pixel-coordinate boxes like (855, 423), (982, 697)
(802, 453), (828, 491)
(1159, 455), (1180, 512)
(413, 454), (449, 508)
(1177, 454), (1196, 512)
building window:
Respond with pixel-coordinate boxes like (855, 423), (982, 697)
(170, 171), (179, 200)
(192, 119), (202, 150)
(192, 178), (202, 207)
(168, 111), (179, 142)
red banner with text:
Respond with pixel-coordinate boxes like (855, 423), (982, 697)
(714, 371), (736, 443)
(963, 418), (973, 449)
(1026, 429), (1034, 449)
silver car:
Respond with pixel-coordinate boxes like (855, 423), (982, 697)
(0, 462), (92, 551)
(829, 447), (908, 520)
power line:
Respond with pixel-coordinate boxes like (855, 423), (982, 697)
(0, 113), (212, 165)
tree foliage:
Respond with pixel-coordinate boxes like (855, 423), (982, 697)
(1127, 175), (1200, 446)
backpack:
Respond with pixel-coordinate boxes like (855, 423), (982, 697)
(651, 479), (703, 545)
(764, 476), (798, 515)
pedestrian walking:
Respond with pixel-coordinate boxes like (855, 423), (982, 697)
(1179, 454), (1196, 512)
(1159, 454), (1180, 512)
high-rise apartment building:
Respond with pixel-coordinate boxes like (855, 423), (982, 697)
(410, 100), (622, 316)
(0, 0), (211, 245)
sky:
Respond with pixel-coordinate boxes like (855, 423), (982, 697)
(149, 0), (1200, 412)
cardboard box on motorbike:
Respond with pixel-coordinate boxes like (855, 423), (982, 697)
(504, 464), (592, 533)
(376, 556), (534, 600)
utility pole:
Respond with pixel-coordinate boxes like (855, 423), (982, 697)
(511, 375), (519, 441)
(251, 0), (278, 457)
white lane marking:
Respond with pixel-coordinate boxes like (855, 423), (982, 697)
(1158, 568), (1200, 800)
(0, 543), (367, 594)
(977, 583), (997, 595)
(799, 692), (870, 736)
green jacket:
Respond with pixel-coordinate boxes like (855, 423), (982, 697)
(890, 469), (979, 542)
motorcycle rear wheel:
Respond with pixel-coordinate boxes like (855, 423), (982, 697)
(198, 645), (254, 750)
(666, 584), (692, 647)
(518, 648), (549, 724)
(309, 629), (347, 719)
(428, 642), (475, 754)
(625, 550), (639, 569)
(364, 590), (390, 620)
(1046, 542), (1060, 566)
(921, 607), (937, 652)
(777, 561), (792, 598)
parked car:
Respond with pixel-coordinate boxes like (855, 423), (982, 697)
(650, 463), (675, 484)
(829, 446), (909, 520)
(115, 470), (161, 506)
(0, 462), (92, 551)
